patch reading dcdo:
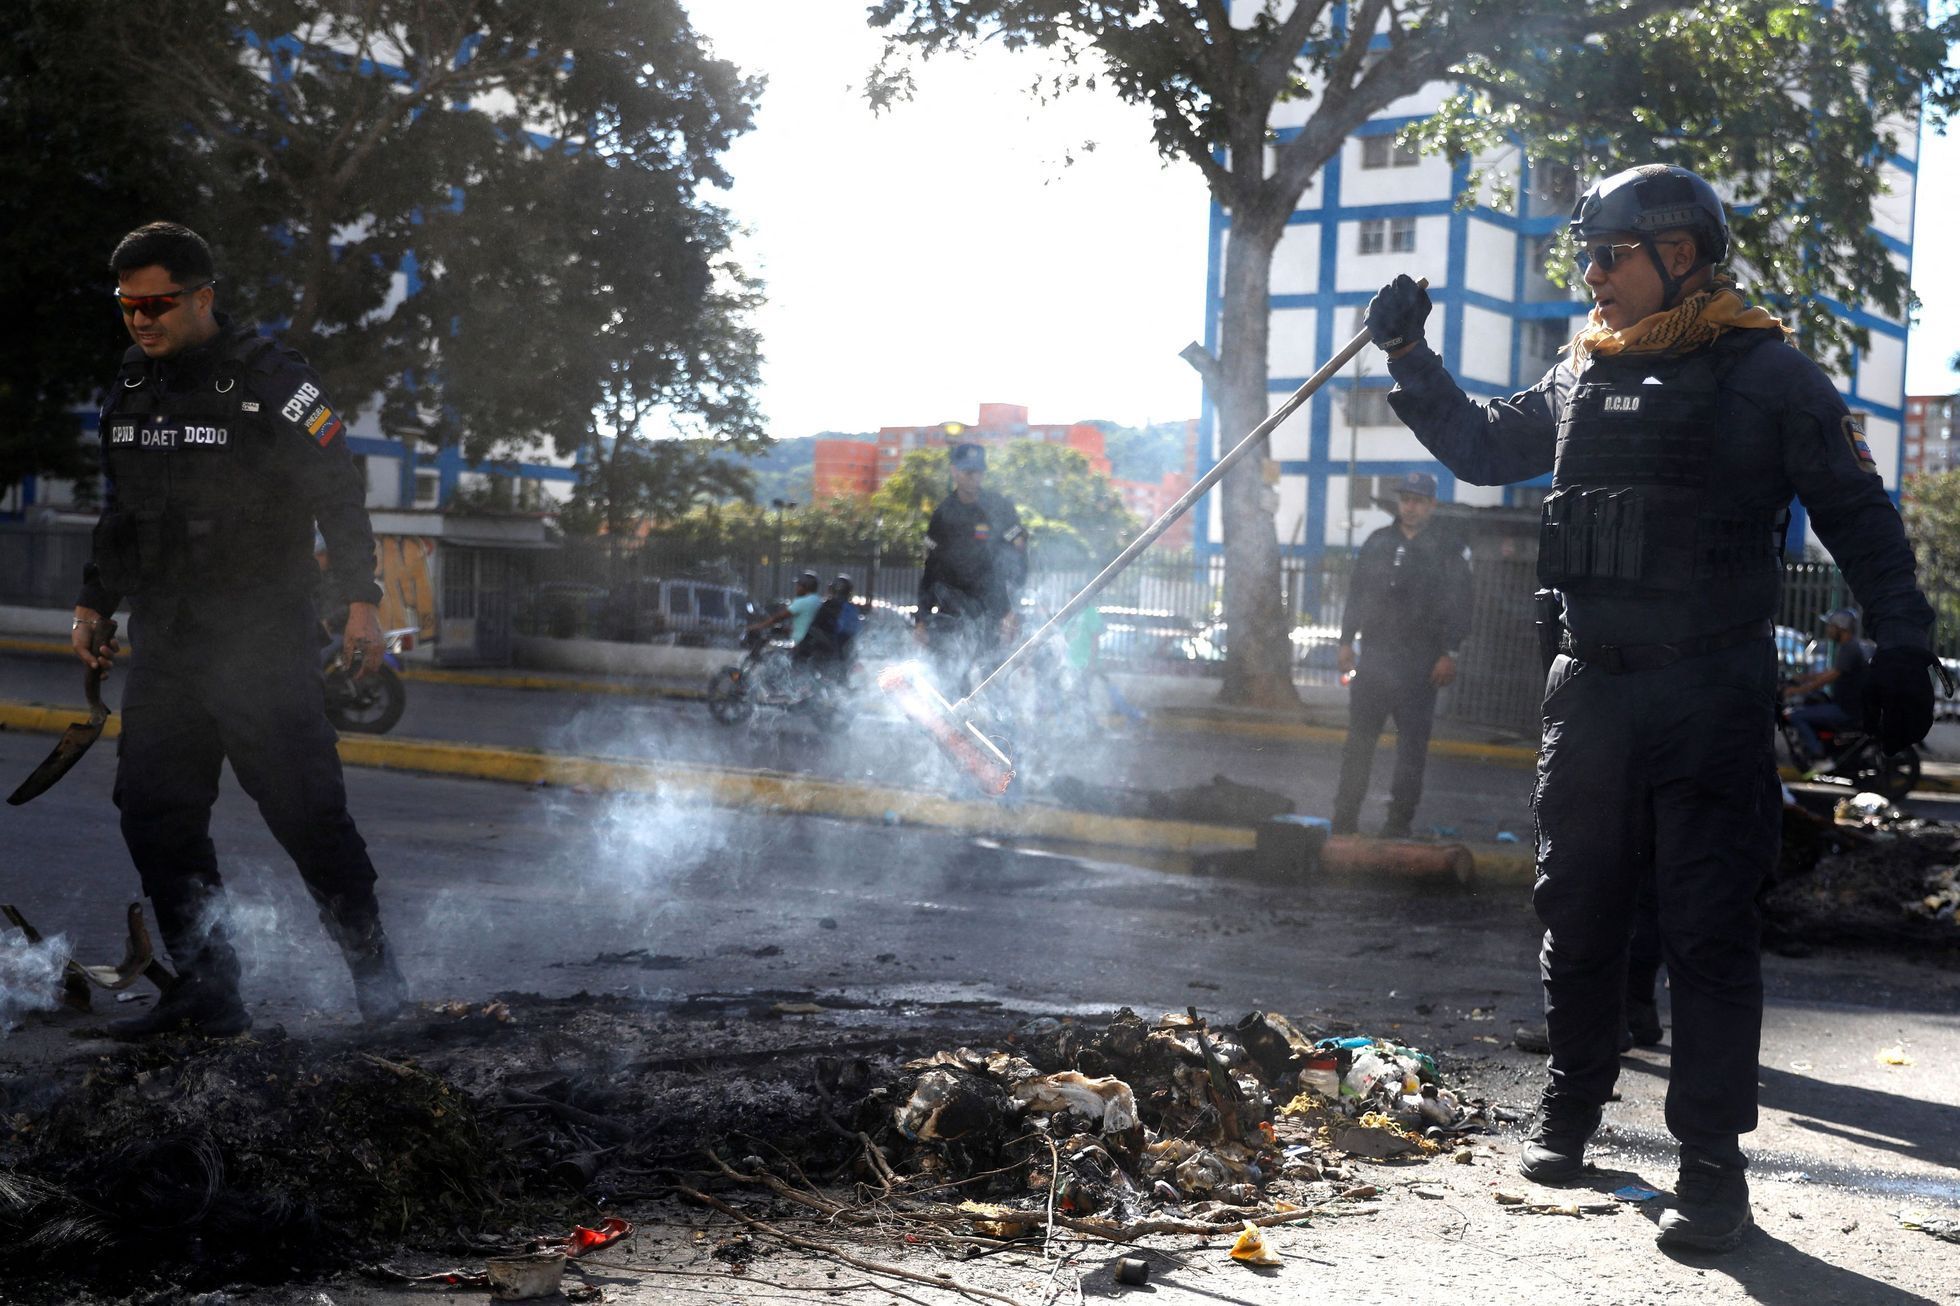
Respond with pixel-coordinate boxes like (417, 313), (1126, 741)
(1842, 415), (1878, 476)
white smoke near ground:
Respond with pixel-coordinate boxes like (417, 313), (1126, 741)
(203, 866), (355, 1017)
(0, 927), (70, 1036)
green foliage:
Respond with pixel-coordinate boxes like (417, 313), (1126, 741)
(1905, 470), (1960, 646)
(0, 3), (204, 496)
(870, 443), (1136, 560)
(1093, 419), (1190, 483)
(560, 439), (755, 537)
(99, 0), (763, 475)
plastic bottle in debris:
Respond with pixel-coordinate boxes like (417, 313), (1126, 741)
(1298, 1053), (1342, 1099)
(1342, 1050), (1390, 1099)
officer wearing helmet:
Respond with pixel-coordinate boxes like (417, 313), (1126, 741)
(1365, 164), (1935, 1252)
(1782, 607), (1870, 769)
(915, 442), (1028, 689)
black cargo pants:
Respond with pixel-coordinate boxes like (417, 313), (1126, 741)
(114, 595), (381, 970)
(1532, 639), (1780, 1162)
(1331, 656), (1440, 832)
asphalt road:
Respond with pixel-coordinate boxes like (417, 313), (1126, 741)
(0, 647), (1546, 837)
(2, 727), (1955, 1218)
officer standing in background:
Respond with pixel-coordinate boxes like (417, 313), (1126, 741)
(73, 222), (406, 1039)
(914, 442), (1028, 691)
(1329, 470), (1470, 838)
(1364, 164), (1935, 1252)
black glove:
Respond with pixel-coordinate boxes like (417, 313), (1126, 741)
(1365, 274), (1431, 353)
(1864, 646), (1938, 753)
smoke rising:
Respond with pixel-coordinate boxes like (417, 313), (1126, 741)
(0, 927), (69, 1036)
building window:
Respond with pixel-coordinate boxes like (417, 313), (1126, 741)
(1527, 319), (1571, 373)
(1389, 217), (1417, 253)
(1358, 219), (1386, 255)
(414, 471), (441, 508)
(1346, 389), (1399, 427)
(1361, 135), (1419, 169)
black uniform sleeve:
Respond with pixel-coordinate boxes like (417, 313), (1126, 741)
(76, 423), (123, 616)
(1340, 531), (1384, 645)
(1766, 351), (1933, 650)
(251, 350), (383, 609)
(1385, 343), (1563, 486)
(989, 492), (1029, 608)
(917, 500), (950, 616)
(1442, 539), (1472, 654)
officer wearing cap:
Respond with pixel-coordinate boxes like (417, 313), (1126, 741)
(1782, 607), (1870, 769)
(1330, 469), (1470, 838)
(1364, 163), (1936, 1252)
(916, 442), (1028, 689)
(71, 221), (405, 1039)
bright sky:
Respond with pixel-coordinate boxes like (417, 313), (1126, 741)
(690, 0), (1960, 439)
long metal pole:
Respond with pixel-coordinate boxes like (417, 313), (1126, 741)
(959, 291), (1419, 710)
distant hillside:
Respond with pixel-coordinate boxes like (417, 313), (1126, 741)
(722, 431), (873, 505)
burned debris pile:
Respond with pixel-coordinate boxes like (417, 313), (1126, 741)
(849, 1007), (1484, 1239)
(1765, 805), (1960, 952)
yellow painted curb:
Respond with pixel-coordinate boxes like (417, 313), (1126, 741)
(0, 699), (1250, 857)
(0, 637), (72, 656)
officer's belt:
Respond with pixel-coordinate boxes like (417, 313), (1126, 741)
(1559, 619), (1773, 675)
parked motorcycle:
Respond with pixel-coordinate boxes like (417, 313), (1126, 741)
(706, 629), (851, 729)
(1775, 688), (1918, 801)
(322, 627), (417, 734)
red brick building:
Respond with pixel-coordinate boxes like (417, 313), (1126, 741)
(814, 403), (1113, 499)
(1905, 393), (1957, 478)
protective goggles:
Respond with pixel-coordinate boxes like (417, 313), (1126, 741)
(114, 280), (212, 318)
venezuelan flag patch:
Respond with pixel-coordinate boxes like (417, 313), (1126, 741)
(1842, 415), (1877, 476)
(306, 404), (341, 446)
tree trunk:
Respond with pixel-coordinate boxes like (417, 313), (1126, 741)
(1215, 217), (1300, 709)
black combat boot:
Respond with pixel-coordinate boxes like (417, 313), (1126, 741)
(1518, 1092), (1601, 1185)
(1657, 1147), (1751, 1252)
(317, 893), (408, 1024)
(108, 912), (250, 1041)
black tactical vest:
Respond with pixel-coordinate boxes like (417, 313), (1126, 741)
(94, 333), (309, 596)
(1538, 345), (1786, 602)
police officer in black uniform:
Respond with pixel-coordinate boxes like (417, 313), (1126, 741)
(1364, 166), (1936, 1252)
(914, 442), (1028, 691)
(73, 222), (406, 1039)
(1329, 470), (1470, 837)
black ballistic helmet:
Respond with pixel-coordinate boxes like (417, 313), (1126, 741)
(1569, 164), (1730, 267)
(949, 441), (988, 472)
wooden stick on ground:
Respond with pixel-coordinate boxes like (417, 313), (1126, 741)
(677, 1182), (1024, 1306)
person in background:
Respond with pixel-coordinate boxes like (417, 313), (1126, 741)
(915, 442), (1028, 692)
(1782, 607), (1869, 771)
(1329, 471), (1470, 838)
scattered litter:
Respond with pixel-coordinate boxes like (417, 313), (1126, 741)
(1113, 1255), (1151, 1285)
(1612, 1185), (1661, 1203)
(484, 1250), (564, 1300)
(1494, 831), (1521, 844)
(772, 1001), (826, 1017)
(1897, 1208), (1960, 1243)
(1410, 1185), (1447, 1199)
(1512, 1026), (1551, 1054)
(1229, 1220), (1283, 1266)
(1875, 1045), (1914, 1067)
(1467, 1007), (1495, 1021)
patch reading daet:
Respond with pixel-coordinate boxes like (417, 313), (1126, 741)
(1603, 395), (1641, 413)
(140, 427), (177, 450)
(280, 381), (321, 423)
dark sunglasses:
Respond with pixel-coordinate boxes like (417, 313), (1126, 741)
(113, 280), (212, 318)
(1573, 241), (1645, 273)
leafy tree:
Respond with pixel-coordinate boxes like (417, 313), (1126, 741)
(1094, 418), (1192, 483)
(109, 0), (762, 482)
(559, 440), (755, 538)
(871, 443), (1136, 559)
(869, 0), (1959, 707)
(0, 3), (204, 500)
(1904, 469), (1960, 652)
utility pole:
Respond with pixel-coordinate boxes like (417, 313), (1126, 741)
(770, 497), (796, 601)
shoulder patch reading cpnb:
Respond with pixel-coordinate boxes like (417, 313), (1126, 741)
(1842, 415), (1878, 476)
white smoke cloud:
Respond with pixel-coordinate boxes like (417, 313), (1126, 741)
(0, 927), (69, 1036)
